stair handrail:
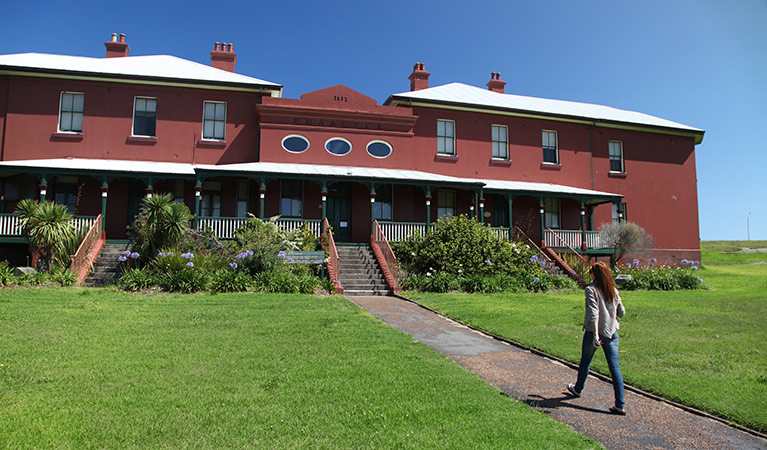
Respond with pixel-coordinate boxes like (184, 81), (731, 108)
(70, 214), (105, 286)
(512, 226), (552, 263)
(371, 220), (402, 295)
(322, 218), (343, 294)
(545, 227), (588, 264)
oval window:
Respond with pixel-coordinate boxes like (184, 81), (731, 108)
(366, 140), (392, 158)
(282, 135), (310, 153)
(325, 137), (352, 156)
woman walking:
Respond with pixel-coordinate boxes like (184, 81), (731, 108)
(567, 262), (627, 415)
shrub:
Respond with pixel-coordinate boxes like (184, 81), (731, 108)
(148, 251), (212, 293)
(51, 268), (76, 286)
(230, 218), (284, 275)
(210, 268), (253, 293)
(0, 262), (15, 286)
(615, 263), (703, 291)
(254, 269), (319, 294)
(129, 194), (193, 262)
(120, 268), (156, 291)
(600, 221), (654, 265)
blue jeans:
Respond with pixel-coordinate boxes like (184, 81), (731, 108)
(574, 331), (625, 409)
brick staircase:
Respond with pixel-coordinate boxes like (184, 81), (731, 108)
(83, 242), (131, 287)
(336, 244), (390, 296)
(542, 247), (587, 288)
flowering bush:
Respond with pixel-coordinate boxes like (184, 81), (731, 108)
(614, 260), (703, 290)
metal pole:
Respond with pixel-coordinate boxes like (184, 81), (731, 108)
(747, 212), (751, 240)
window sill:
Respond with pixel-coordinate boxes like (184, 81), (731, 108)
(608, 171), (627, 179)
(435, 154), (458, 162)
(127, 135), (158, 145)
(540, 163), (562, 170)
(489, 159), (512, 167)
(197, 139), (227, 148)
(51, 132), (83, 141)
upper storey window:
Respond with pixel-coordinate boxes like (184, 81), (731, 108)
(133, 97), (157, 137)
(58, 92), (84, 133)
(492, 125), (508, 159)
(542, 130), (558, 164)
(203, 101), (226, 140)
(609, 141), (624, 173)
(325, 137), (352, 156)
(437, 120), (455, 156)
(282, 135), (310, 153)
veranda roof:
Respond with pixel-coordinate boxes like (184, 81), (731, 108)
(0, 158), (621, 201)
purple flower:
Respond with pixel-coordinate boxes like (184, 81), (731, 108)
(287, 257), (295, 263)
(697, 277), (703, 284)
(632, 259), (640, 267)
(692, 266), (698, 271)
(278, 251), (287, 260)
(117, 255), (127, 262)
(681, 259), (689, 264)
(167, 252), (174, 256)
(181, 252), (194, 259)
(694, 260), (700, 265)
(229, 262), (238, 269)
(246, 250), (254, 257)
(122, 250), (131, 256)
(236, 252), (247, 260)
(485, 259), (492, 265)
(185, 262), (194, 268)
(539, 259), (545, 266)
(158, 252), (166, 257)
(534, 277), (540, 283)
(530, 255), (538, 263)
(130, 252), (140, 259)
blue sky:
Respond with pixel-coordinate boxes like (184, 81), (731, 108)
(1, 0), (765, 240)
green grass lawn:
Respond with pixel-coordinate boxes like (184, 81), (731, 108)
(701, 240), (767, 265)
(406, 261), (767, 433)
(0, 289), (600, 449)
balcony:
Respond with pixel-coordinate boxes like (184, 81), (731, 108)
(0, 213), (99, 237)
(195, 217), (322, 239)
(544, 228), (611, 250)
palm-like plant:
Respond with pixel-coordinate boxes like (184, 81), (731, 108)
(15, 199), (76, 272)
(131, 193), (193, 259)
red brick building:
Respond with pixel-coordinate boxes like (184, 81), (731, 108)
(0, 35), (704, 265)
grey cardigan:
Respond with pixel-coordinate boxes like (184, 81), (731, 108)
(583, 284), (625, 338)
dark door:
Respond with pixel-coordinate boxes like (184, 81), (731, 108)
(327, 195), (351, 242)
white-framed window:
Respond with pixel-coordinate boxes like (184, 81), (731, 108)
(373, 185), (393, 221)
(280, 180), (302, 218)
(609, 141), (624, 173)
(58, 92), (84, 133)
(282, 134), (310, 153)
(132, 97), (157, 137)
(437, 119), (455, 155)
(542, 130), (558, 164)
(236, 180), (248, 217)
(492, 125), (508, 159)
(201, 181), (222, 217)
(367, 140), (393, 159)
(544, 198), (560, 229)
(437, 190), (455, 219)
(202, 101), (226, 140)
(325, 137), (352, 156)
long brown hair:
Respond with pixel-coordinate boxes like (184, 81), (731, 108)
(589, 262), (616, 303)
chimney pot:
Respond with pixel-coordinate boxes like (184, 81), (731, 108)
(105, 33), (130, 58)
(215, 42), (220, 51)
(486, 71), (506, 94)
(409, 62), (430, 91)
(228, 43), (233, 52)
(210, 42), (237, 72)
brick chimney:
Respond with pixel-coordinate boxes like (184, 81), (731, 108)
(210, 42), (237, 72)
(408, 62), (430, 91)
(104, 33), (130, 58)
(487, 72), (506, 94)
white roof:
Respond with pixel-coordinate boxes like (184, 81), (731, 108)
(0, 53), (281, 88)
(0, 158), (621, 199)
(0, 157), (195, 175)
(389, 82), (702, 133)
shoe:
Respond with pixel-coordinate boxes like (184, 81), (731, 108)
(567, 383), (581, 398)
(609, 406), (626, 415)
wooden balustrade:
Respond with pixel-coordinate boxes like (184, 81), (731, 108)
(371, 220), (401, 294)
(70, 214), (104, 286)
(322, 218), (343, 294)
(0, 213), (97, 237)
(196, 217), (322, 239)
(544, 229), (611, 250)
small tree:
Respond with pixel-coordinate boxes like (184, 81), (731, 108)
(130, 193), (193, 260)
(600, 221), (654, 266)
(15, 199), (76, 272)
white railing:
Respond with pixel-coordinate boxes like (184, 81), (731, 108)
(490, 227), (510, 240)
(0, 213), (97, 237)
(378, 222), (432, 241)
(545, 229), (611, 250)
(275, 218), (322, 237)
(196, 216), (322, 239)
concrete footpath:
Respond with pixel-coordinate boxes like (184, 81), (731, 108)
(349, 295), (767, 450)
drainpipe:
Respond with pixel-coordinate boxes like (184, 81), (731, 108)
(258, 180), (266, 220)
(589, 121), (595, 190)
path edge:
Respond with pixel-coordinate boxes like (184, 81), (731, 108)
(388, 293), (767, 442)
